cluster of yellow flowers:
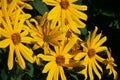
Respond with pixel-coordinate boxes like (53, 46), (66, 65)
(0, 0), (117, 80)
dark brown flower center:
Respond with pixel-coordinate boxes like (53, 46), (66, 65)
(7, 0), (12, 4)
(56, 55), (65, 66)
(88, 49), (96, 58)
(11, 33), (21, 45)
(60, 0), (69, 9)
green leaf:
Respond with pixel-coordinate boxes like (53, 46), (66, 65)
(25, 62), (34, 77)
(81, 27), (88, 36)
(1, 69), (8, 80)
(32, 0), (49, 15)
(69, 73), (79, 80)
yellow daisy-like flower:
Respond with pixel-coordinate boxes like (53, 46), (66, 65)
(26, 13), (64, 54)
(102, 49), (117, 80)
(74, 26), (107, 80)
(37, 37), (77, 80)
(0, 6), (34, 70)
(42, 0), (87, 31)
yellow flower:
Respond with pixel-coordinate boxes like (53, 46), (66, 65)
(26, 13), (64, 54)
(74, 26), (107, 80)
(102, 49), (117, 80)
(42, 0), (87, 31)
(0, 6), (34, 70)
(37, 37), (77, 80)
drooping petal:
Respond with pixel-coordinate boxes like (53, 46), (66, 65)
(46, 63), (57, 80)
(95, 60), (103, 72)
(59, 66), (66, 80)
(8, 42), (14, 70)
(53, 66), (59, 80)
(15, 46), (25, 69)
(88, 62), (94, 80)
(18, 43), (34, 63)
(92, 61), (101, 79)
(42, 61), (55, 73)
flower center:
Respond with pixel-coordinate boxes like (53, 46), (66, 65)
(88, 49), (96, 58)
(7, 0), (12, 4)
(56, 55), (65, 66)
(60, 0), (69, 9)
(44, 35), (50, 41)
(11, 33), (21, 45)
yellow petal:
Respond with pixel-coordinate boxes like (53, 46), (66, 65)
(91, 33), (102, 47)
(42, 61), (56, 73)
(71, 4), (87, 11)
(69, 0), (77, 3)
(91, 26), (98, 43)
(48, 6), (60, 20)
(0, 28), (9, 37)
(0, 39), (10, 48)
(15, 46), (25, 69)
(88, 62), (94, 80)
(95, 36), (107, 48)
(59, 66), (66, 80)
(68, 6), (88, 20)
(92, 62), (101, 79)
(8, 42), (14, 70)
(42, 0), (58, 6)
(62, 37), (77, 54)
(112, 68), (117, 80)
(95, 55), (105, 62)
(95, 46), (107, 53)
(21, 37), (32, 44)
(95, 59), (103, 72)
(41, 55), (55, 61)
(46, 63), (57, 80)
(53, 67), (59, 80)
(18, 43), (34, 63)
(21, 31), (28, 37)
(74, 52), (86, 60)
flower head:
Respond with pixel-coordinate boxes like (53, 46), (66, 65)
(0, 5), (34, 70)
(42, 0), (87, 33)
(74, 26), (107, 80)
(26, 13), (64, 54)
(37, 37), (77, 80)
(102, 49), (117, 80)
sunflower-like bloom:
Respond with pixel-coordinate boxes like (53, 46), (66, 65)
(37, 37), (77, 80)
(74, 26), (107, 80)
(102, 49), (117, 80)
(0, 5), (34, 70)
(42, 0), (87, 33)
(26, 13), (64, 54)
(0, 0), (33, 10)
